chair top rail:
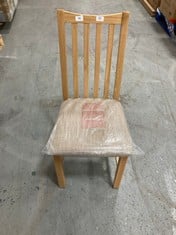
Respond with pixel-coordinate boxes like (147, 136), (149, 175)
(57, 9), (126, 24)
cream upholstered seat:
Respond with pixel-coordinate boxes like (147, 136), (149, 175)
(46, 98), (132, 156)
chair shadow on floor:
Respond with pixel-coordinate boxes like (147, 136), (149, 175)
(44, 156), (115, 187)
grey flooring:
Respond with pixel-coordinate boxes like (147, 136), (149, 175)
(0, 0), (176, 234)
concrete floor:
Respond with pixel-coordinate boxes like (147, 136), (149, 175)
(0, 0), (176, 234)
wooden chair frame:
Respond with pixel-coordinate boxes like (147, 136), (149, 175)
(54, 9), (130, 188)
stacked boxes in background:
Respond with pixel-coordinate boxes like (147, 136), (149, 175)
(159, 0), (176, 23)
(0, 0), (18, 22)
(156, 0), (176, 37)
(148, 0), (161, 10)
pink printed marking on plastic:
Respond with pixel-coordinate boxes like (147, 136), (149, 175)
(82, 103), (105, 128)
(82, 102), (104, 111)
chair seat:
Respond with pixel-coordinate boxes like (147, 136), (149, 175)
(46, 98), (133, 156)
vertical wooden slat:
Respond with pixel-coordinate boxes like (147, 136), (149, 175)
(113, 12), (129, 100)
(103, 24), (115, 98)
(57, 10), (69, 100)
(71, 23), (79, 97)
(83, 24), (90, 98)
(93, 24), (102, 98)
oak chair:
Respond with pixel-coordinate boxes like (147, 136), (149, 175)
(50, 9), (131, 188)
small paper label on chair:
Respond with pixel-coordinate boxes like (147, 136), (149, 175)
(96, 15), (104, 22)
(75, 15), (83, 22)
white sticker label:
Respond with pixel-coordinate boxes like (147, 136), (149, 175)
(96, 15), (104, 22)
(75, 15), (83, 22)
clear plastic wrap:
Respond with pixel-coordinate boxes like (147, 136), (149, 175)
(44, 98), (142, 156)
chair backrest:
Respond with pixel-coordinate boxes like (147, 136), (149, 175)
(57, 9), (129, 100)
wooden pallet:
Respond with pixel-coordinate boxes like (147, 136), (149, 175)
(139, 0), (156, 16)
(0, 35), (4, 50)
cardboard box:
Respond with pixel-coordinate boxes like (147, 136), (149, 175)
(0, 0), (18, 22)
(159, 0), (176, 22)
(148, 0), (161, 10)
(156, 9), (176, 37)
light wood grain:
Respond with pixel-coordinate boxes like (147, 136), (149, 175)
(72, 23), (79, 97)
(57, 9), (129, 101)
(103, 24), (115, 98)
(83, 24), (90, 98)
(0, 35), (4, 50)
(113, 157), (128, 188)
(62, 10), (122, 24)
(113, 12), (129, 100)
(93, 24), (102, 98)
(53, 155), (66, 188)
(57, 10), (68, 100)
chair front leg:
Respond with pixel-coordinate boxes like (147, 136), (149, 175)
(113, 156), (128, 189)
(53, 155), (66, 188)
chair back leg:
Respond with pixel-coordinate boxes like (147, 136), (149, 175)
(113, 156), (128, 188)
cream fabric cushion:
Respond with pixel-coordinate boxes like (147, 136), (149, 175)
(45, 98), (133, 156)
